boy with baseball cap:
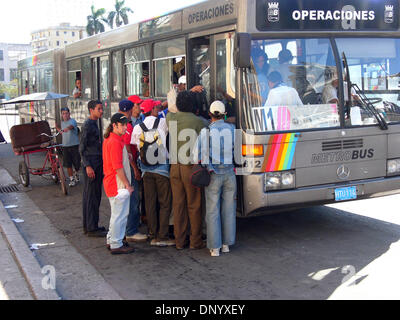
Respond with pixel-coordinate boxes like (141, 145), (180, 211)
(193, 100), (237, 257)
(119, 99), (148, 243)
(103, 113), (135, 255)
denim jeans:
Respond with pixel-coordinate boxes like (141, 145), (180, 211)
(126, 171), (140, 237)
(107, 195), (130, 249)
(205, 171), (237, 250)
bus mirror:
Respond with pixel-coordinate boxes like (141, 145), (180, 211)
(234, 33), (251, 68)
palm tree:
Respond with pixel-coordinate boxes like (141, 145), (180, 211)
(86, 5), (108, 36)
(107, 0), (133, 29)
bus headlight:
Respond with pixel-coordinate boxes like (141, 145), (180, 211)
(387, 159), (400, 176)
(264, 171), (296, 192)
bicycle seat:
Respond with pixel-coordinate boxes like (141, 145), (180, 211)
(10, 121), (52, 155)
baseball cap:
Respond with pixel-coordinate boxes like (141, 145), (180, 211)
(209, 101), (226, 115)
(128, 95), (143, 105)
(153, 100), (162, 108)
(119, 99), (134, 112)
(140, 99), (155, 114)
(178, 75), (186, 85)
(111, 113), (129, 124)
(61, 107), (70, 112)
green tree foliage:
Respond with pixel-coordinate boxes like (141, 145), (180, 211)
(86, 5), (108, 36)
(107, 0), (133, 29)
(0, 80), (18, 99)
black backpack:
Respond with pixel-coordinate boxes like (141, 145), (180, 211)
(139, 119), (165, 166)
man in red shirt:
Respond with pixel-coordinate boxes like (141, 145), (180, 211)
(118, 99), (147, 243)
(103, 113), (135, 255)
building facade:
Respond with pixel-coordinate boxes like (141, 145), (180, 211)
(0, 43), (32, 84)
(31, 23), (86, 54)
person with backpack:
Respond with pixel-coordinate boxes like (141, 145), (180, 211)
(131, 99), (174, 247)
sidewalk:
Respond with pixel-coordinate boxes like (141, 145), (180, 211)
(0, 167), (122, 300)
(0, 228), (33, 300)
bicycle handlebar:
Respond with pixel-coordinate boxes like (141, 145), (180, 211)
(38, 131), (62, 139)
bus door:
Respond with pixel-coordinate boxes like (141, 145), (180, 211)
(189, 32), (236, 118)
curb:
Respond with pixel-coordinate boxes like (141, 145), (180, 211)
(0, 167), (123, 300)
(0, 202), (61, 300)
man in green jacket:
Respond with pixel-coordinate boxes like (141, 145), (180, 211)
(166, 91), (206, 250)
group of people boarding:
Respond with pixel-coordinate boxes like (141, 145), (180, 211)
(60, 86), (237, 258)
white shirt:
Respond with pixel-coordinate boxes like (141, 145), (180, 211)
(265, 84), (303, 107)
(322, 82), (356, 104)
(131, 116), (168, 157)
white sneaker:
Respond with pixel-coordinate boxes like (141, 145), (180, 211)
(74, 174), (80, 184)
(210, 249), (220, 257)
(150, 239), (167, 247)
(126, 233), (148, 243)
(222, 245), (230, 253)
(68, 177), (76, 187)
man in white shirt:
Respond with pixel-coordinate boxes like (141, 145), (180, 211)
(264, 71), (303, 107)
(322, 78), (359, 105)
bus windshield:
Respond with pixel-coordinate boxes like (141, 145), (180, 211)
(243, 37), (400, 133)
(336, 38), (400, 127)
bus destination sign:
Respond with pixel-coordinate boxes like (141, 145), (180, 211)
(256, 0), (399, 31)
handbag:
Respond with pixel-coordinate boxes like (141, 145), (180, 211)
(190, 164), (211, 187)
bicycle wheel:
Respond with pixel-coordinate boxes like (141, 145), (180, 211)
(58, 166), (68, 195)
(19, 161), (30, 187)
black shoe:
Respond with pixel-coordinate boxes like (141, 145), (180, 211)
(111, 245), (135, 255)
(107, 240), (129, 251)
(87, 229), (108, 237)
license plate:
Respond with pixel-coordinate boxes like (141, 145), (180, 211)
(335, 186), (357, 201)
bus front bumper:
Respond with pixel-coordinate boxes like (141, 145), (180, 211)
(241, 175), (400, 217)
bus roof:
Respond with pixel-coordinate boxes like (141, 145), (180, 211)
(65, 0), (237, 59)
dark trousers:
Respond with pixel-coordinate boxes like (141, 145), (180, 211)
(170, 164), (203, 248)
(143, 172), (172, 240)
(82, 165), (103, 232)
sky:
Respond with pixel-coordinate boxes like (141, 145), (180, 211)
(0, 0), (206, 44)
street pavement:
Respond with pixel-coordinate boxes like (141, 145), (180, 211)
(1, 143), (400, 300)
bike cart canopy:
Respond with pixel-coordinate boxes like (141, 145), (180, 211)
(0, 92), (69, 105)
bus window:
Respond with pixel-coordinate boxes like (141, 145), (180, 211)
(69, 71), (81, 98)
(125, 46), (150, 97)
(112, 50), (123, 100)
(153, 38), (185, 97)
(216, 36), (236, 120)
(244, 38), (340, 133)
(44, 68), (53, 92)
(191, 41), (210, 97)
(22, 71), (28, 94)
(336, 38), (400, 126)
(68, 59), (82, 99)
(100, 57), (109, 101)
(81, 56), (91, 99)
(92, 58), (98, 100)
(29, 70), (36, 93)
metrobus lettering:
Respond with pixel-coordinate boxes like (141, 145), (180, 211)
(311, 149), (374, 164)
(188, 3), (234, 24)
(292, 10), (375, 22)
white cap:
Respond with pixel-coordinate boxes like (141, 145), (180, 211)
(209, 101), (226, 115)
(178, 75), (186, 84)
